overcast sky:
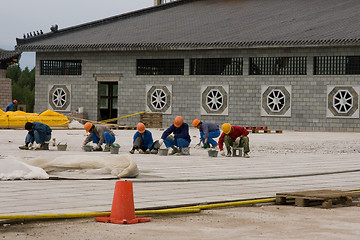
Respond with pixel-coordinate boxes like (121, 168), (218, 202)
(0, 0), (153, 70)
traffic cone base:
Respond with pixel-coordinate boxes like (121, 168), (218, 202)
(95, 216), (151, 224)
(95, 181), (151, 225)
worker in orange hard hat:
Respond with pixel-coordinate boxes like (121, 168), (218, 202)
(159, 116), (191, 155)
(129, 122), (159, 154)
(192, 119), (220, 148)
(5, 100), (18, 112)
(218, 123), (250, 158)
(83, 122), (116, 152)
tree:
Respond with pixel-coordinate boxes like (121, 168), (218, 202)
(6, 65), (35, 112)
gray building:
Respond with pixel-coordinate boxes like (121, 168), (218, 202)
(15, 0), (360, 131)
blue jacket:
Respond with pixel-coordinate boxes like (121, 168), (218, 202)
(133, 130), (154, 149)
(161, 123), (191, 143)
(5, 102), (15, 112)
(30, 122), (52, 136)
(199, 122), (219, 139)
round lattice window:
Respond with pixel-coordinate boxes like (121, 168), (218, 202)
(267, 89), (285, 112)
(206, 89), (224, 111)
(151, 89), (167, 110)
(52, 88), (67, 108)
(333, 90), (353, 114)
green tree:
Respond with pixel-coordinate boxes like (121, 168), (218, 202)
(6, 65), (35, 112)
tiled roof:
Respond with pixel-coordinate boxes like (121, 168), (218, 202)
(0, 49), (21, 61)
(16, 0), (360, 51)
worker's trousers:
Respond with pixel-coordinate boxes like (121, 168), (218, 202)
(91, 132), (115, 144)
(164, 137), (190, 150)
(200, 129), (220, 147)
(26, 131), (51, 145)
(223, 135), (250, 153)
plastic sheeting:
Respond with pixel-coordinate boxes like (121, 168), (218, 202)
(0, 109), (69, 128)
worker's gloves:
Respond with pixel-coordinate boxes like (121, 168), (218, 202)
(28, 143), (33, 150)
(220, 150), (225, 156)
(158, 139), (164, 146)
(34, 143), (42, 150)
(235, 137), (241, 147)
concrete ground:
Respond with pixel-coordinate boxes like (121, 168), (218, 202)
(1, 128), (360, 239)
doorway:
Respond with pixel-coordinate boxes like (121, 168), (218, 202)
(98, 82), (118, 122)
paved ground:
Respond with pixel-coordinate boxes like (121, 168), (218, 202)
(1, 129), (360, 218)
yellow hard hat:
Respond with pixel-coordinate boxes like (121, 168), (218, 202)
(222, 123), (232, 134)
(84, 122), (93, 133)
(137, 122), (146, 133)
(192, 119), (200, 128)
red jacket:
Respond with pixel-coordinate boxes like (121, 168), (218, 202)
(218, 126), (249, 151)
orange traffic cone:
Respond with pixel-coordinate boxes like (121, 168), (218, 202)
(95, 181), (151, 224)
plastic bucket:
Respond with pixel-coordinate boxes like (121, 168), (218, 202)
(158, 148), (169, 156)
(110, 146), (120, 154)
(57, 144), (67, 151)
(208, 149), (218, 157)
(83, 145), (93, 152)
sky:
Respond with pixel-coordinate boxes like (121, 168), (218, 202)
(0, 0), (153, 70)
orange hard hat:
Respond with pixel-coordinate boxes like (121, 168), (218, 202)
(174, 116), (184, 128)
(222, 123), (232, 134)
(137, 122), (146, 133)
(13, 100), (18, 104)
(84, 122), (93, 133)
(192, 119), (200, 128)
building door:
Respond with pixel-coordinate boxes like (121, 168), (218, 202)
(99, 82), (118, 122)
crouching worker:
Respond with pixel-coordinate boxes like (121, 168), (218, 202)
(218, 123), (250, 158)
(160, 116), (191, 155)
(129, 123), (159, 154)
(83, 122), (115, 152)
(192, 119), (220, 148)
(19, 122), (52, 150)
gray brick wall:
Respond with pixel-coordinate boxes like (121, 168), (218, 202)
(35, 47), (360, 131)
(0, 69), (12, 110)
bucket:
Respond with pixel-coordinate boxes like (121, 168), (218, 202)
(57, 143), (67, 151)
(158, 148), (169, 156)
(110, 143), (120, 154)
(83, 145), (93, 152)
(208, 149), (218, 157)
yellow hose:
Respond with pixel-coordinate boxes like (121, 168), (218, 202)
(0, 198), (274, 220)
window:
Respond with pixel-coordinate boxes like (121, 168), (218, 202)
(40, 60), (82, 75)
(136, 59), (184, 75)
(249, 57), (307, 75)
(190, 58), (243, 75)
(314, 56), (360, 75)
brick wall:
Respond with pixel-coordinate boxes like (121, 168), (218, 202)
(35, 47), (360, 131)
(0, 69), (12, 110)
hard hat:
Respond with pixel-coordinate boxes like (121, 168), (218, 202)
(13, 100), (18, 104)
(174, 116), (184, 128)
(222, 123), (232, 134)
(137, 122), (146, 133)
(84, 122), (93, 133)
(192, 119), (200, 128)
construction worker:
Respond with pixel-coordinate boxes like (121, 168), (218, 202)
(218, 123), (250, 158)
(5, 100), (18, 112)
(159, 116), (191, 155)
(129, 123), (159, 154)
(83, 122), (116, 152)
(19, 122), (52, 150)
(192, 119), (220, 148)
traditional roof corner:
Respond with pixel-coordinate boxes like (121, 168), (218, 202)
(0, 49), (21, 69)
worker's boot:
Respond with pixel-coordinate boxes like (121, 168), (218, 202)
(244, 152), (250, 158)
(103, 144), (111, 152)
(150, 149), (158, 154)
(169, 147), (180, 155)
(226, 150), (232, 157)
(129, 149), (135, 154)
(40, 143), (49, 150)
(19, 144), (29, 150)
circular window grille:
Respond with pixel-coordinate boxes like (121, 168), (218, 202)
(52, 88), (67, 108)
(151, 89), (167, 110)
(206, 89), (224, 111)
(333, 90), (353, 113)
(267, 89), (285, 112)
